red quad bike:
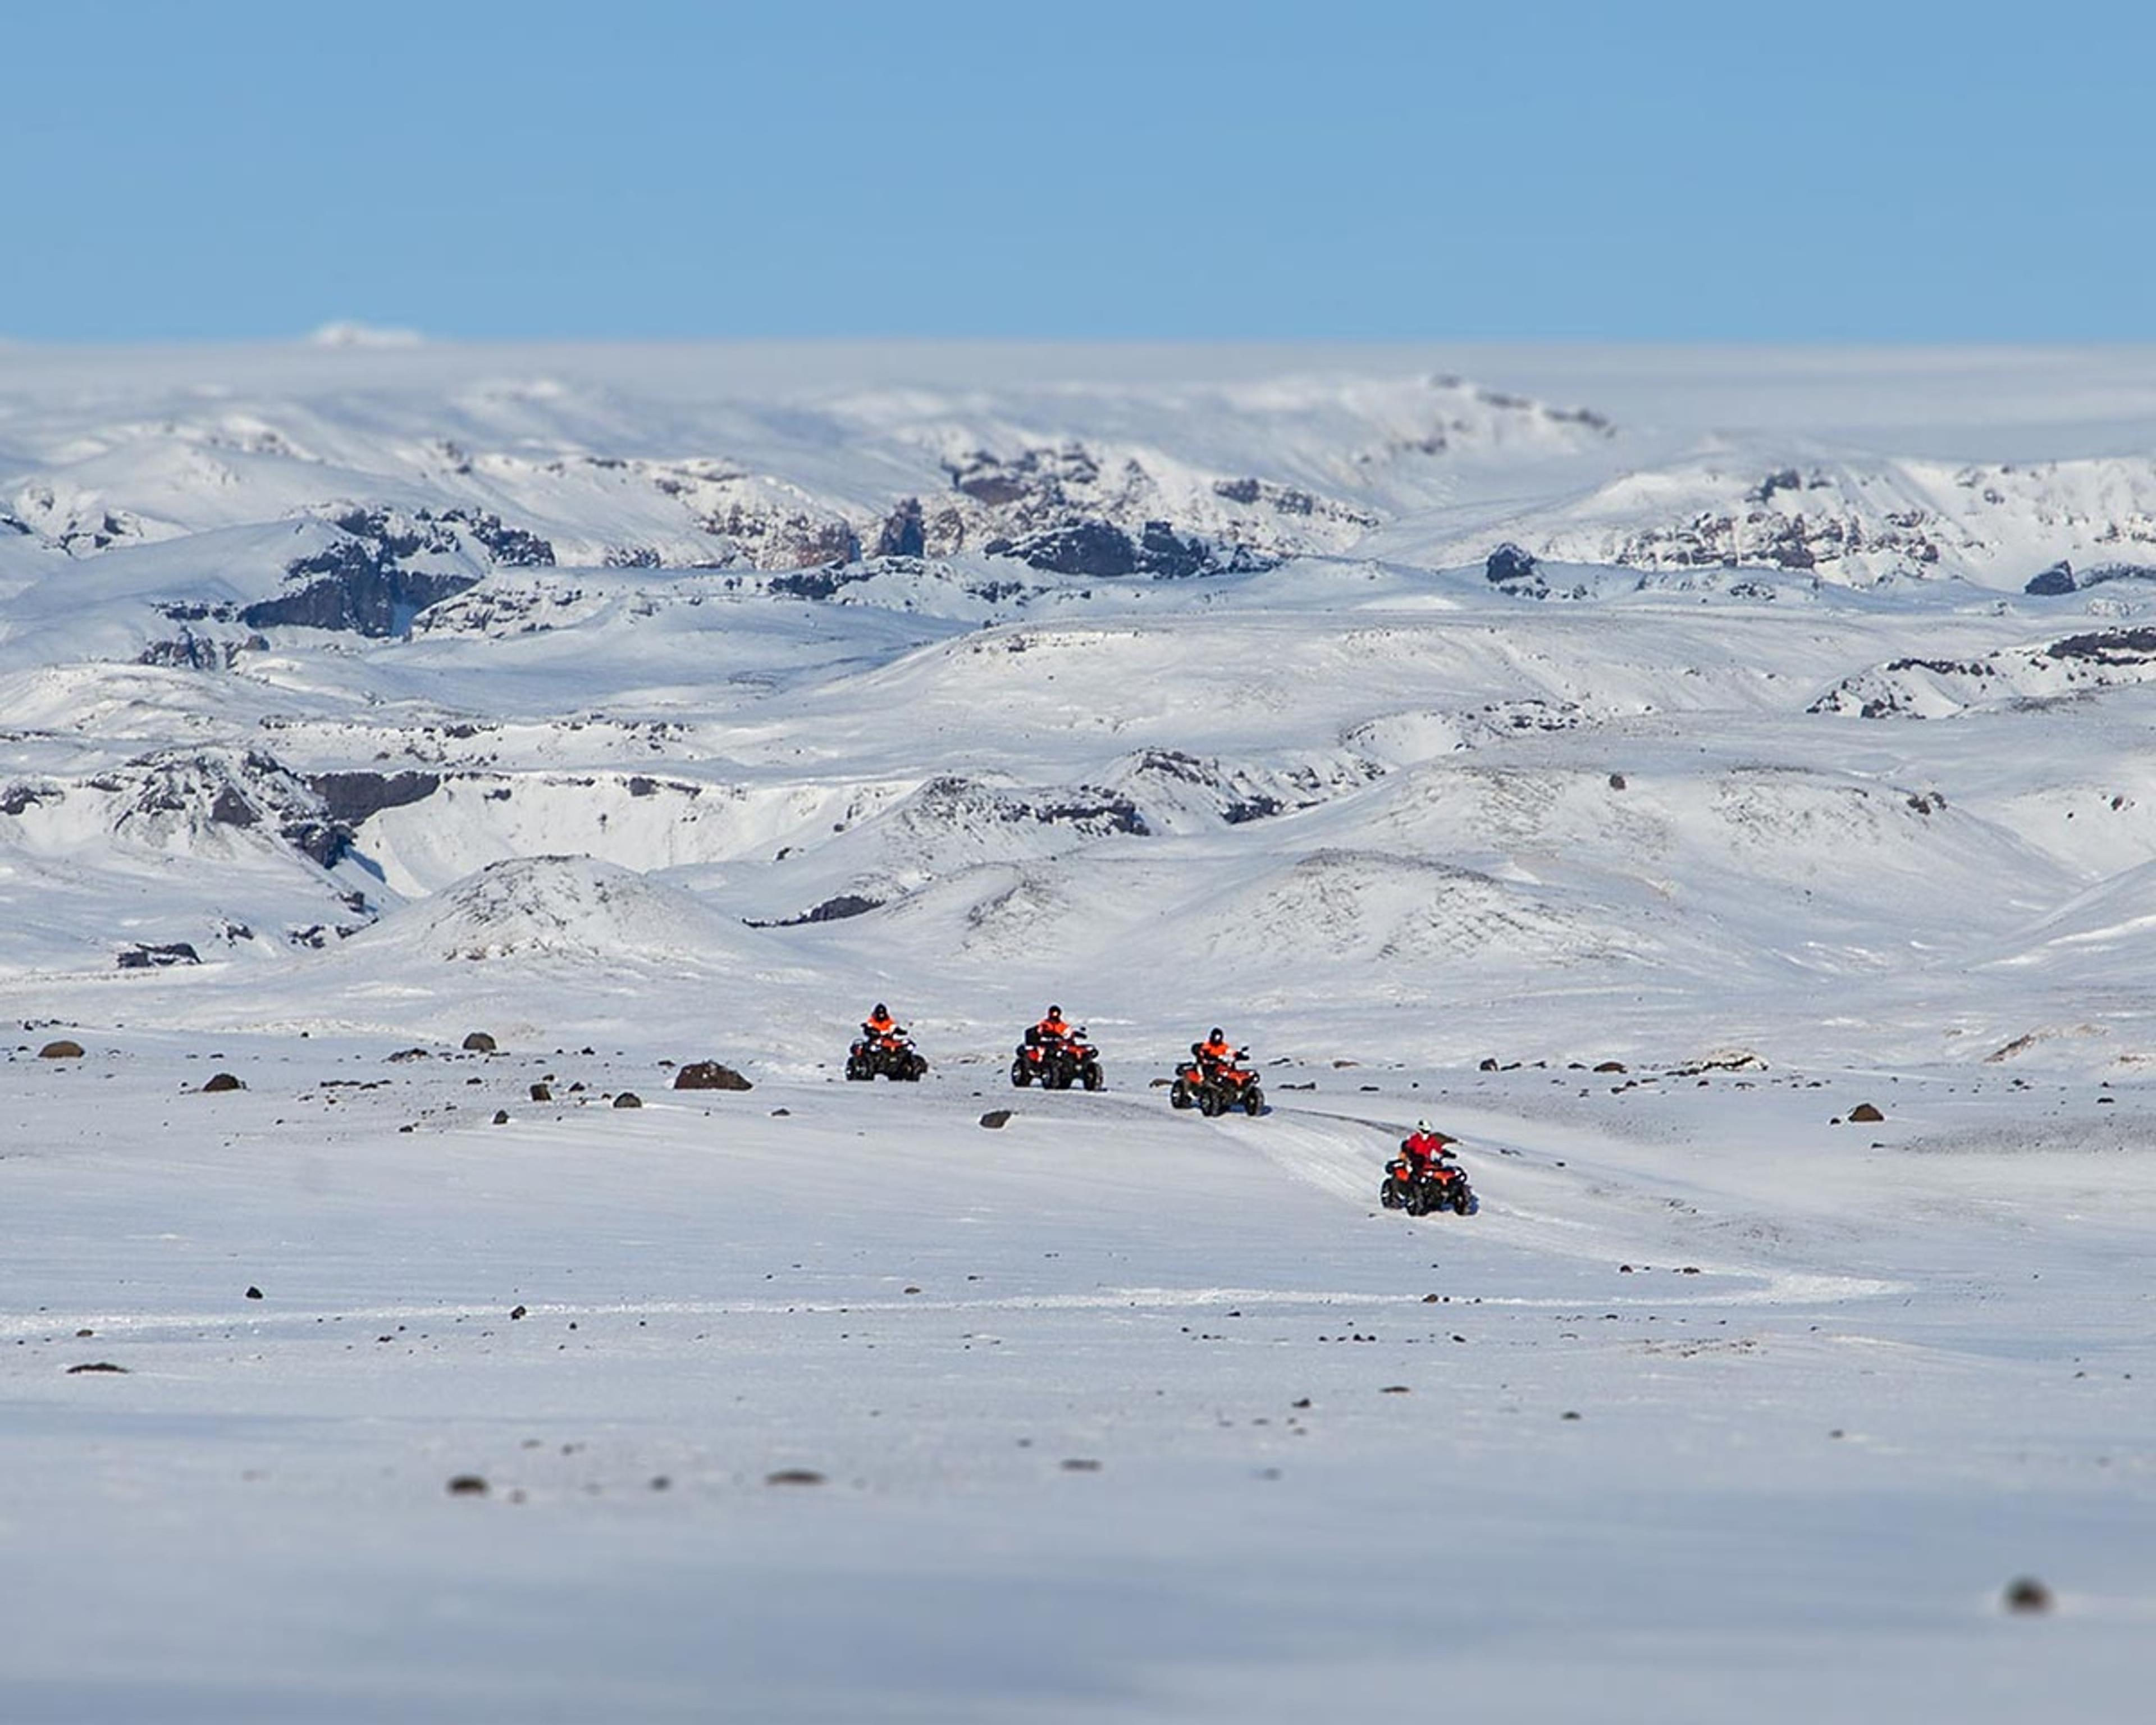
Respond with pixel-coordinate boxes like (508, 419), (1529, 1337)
(1011, 1026), (1104, 1091)
(1170, 1047), (1265, 1117)
(1381, 1148), (1478, 1217)
(846, 1031), (927, 1083)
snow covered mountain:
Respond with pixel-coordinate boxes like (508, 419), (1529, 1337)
(8, 340), (2156, 1069)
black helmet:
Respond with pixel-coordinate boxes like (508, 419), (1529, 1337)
(873, 1003), (888, 1017)
(1048, 1005), (1062, 1017)
(1210, 1028), (1224, 1042)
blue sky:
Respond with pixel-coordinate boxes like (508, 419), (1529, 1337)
(4, 0), (2148, 343)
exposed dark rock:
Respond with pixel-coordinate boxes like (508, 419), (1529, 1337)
(492, 1109), (510, 1124)
(994, 519), (1138, 577)
(38, 1039), (85, 1058)
(768, 565), (875, 601)
(747, 893), (884, 929)
(202, 1073), (244, 1093)
(2047, 627), (2156, 664)
(875, 497), (927, 558)
(913, 775), (1148, 838)
(446, 509), (554, 568)
(1848, 1102), (1885, 1122)
(446, 1475), (489, 1496)
(988, 518), (1270, 581)
(117, 943), (200, 969)
(2025, 560), (2077, 596)
(1486, 542), (1541, 585)
(674, 1061), (751, 1091)
(764, 1469), (825, 1486)
(530, 1083), (552, 1102)
(139, 629), (263, 670)
(245, 1285), (263, 1299)
(612, 1092), (643, 1108)
(463, 1032), (498, 1053)
(979, 1108), (1013, 1129)
(309, 770), (441, 824)
(1593, 1061), (1627, 1074)
(66, 1362), (127, 1374)
(2002, 1576), (2053, 1614)
(244, 563), (479, 637)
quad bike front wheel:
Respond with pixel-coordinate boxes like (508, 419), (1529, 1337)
(1170, 1079), (1192, 1109)
(1241, 1087), (1264, 1116)
(1011, 1060), (1030, 1088)
(1081, 1065), (1103, 1092)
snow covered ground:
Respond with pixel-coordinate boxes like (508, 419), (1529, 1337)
(4, 341), (2155, 1719)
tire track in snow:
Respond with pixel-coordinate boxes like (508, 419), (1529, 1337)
(1208, 1101), (1909, 1307)
(0, 1271), (1901, 1344)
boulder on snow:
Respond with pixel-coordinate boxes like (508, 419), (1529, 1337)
(674, 1061), (751, 1092)
(2002, 1576), (2053, 1614)
(38, 1040), (85, 1060)
(201, 1072), (245, 1093)
(462, 1031), (498, 1053)
(613, 1092), (643, 1109)
(117, 942), (201, 970)
(979, 1108), (1013, 1129)
(1486, 542), (1541, 585)
(2024, 560), (2077, 596)
(1848, 1102), (1885, 1122)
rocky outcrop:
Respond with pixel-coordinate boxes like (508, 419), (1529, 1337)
(138, 628), (267, 670)
(874, 497), (927, 559)
(1609, 508), (1943, 575)
(63, 749), (363, 870)
(241, 505), (555, 637)
(1812, 626), (2156, 718)
(309, 771), (442, 825)
(984, 519), (1271, 580)
(2022, 559), (2156, 596)
(910, 775), (1147, 838)
(117, 942), (200, 969)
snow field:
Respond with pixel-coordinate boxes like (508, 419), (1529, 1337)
(4, 1030), (2153, 1721)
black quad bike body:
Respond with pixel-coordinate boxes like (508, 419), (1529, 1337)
(1168, 1049), (1264, 1117)
(1011, 1028), (1103, 1091)
(846, 1034), (928, 1082)
(1380, 1154), (1478, 1217)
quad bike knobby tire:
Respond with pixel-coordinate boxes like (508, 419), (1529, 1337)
(1241, 1087), (1264, 1116)
(1081, 1065), (1104, 1092)
(1170, 1079), (1193, 1110)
